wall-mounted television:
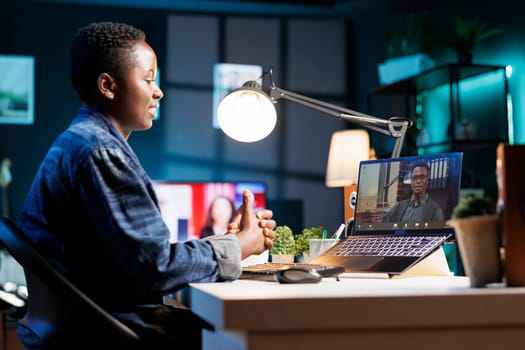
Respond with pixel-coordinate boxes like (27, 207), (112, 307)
(152, 181), (267, 242)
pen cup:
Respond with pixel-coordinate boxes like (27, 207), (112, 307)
(309, 239), (340, 260)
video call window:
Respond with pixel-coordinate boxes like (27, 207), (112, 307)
(354, 153), (462, 233)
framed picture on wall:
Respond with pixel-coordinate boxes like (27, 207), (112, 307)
(0, 54), (35, 125)
(212, 63), (262, 129)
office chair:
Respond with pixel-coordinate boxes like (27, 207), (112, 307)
(0, 217), (143, 349)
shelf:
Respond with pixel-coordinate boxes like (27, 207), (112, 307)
(367, 63), (509, 200)
(418, 139), (507, 151)
(368, 64), (506, 95)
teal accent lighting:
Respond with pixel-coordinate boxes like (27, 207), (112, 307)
(420, 70), (507, 151)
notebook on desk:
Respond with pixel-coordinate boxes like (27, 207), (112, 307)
(311, 152), (463, 277)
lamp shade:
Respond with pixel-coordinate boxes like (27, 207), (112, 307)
(326, 129), (370, 187)
(217, 84), (277, 142)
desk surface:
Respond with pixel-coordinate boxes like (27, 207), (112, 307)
(189, 276), (525, 350)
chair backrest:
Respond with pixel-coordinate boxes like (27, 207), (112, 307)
(0, 217), (141, 348)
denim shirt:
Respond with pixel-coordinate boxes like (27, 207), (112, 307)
(20, 107), (241, 311)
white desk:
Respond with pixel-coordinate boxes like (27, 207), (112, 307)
(189, 276), (525, 350)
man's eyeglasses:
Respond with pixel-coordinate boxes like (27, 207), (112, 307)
(412, 174), (428, 181)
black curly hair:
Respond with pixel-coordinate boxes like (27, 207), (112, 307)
(410, 161), (430, 175)
(67, 22), (146, 103)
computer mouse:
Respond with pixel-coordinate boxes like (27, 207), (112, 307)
(275, 268), (322, 284)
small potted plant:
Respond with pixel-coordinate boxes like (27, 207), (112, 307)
(440, 15), (502, 65)
(452, 195), (497, 218)
(294, 226), (326, 262)
(450, 195), (502, 287)
(270, 225), (296, 263)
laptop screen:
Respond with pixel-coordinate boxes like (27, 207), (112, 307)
(353, 152), (463, 236)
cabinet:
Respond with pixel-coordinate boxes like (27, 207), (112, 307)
(0, 312), (23, 350)
(366, 64), (509, 199)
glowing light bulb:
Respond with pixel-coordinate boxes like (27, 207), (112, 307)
(217, 89), (277, 142)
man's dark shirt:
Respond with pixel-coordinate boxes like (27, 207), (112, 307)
(381, 193), (444, 223)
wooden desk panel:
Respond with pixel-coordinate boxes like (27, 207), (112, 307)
(0, 313), (22, 350)
(190, 277), (525, 350)
(497, 143), (525, 286)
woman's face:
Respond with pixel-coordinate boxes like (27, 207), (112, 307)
(211, 197), (233, 226)
(108, 40), (164, 138)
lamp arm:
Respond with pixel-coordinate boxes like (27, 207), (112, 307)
(270, 86), (410, 158)
(391, 130), (406, 159)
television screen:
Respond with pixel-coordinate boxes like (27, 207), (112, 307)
(152, 181), (267, 242)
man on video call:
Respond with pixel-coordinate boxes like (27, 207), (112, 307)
(381, 161), (444, 223)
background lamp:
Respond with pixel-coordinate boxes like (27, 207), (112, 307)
(325, 130), (370, 222)
(325, 129), (370, 188)
(216, 68), (412, 158)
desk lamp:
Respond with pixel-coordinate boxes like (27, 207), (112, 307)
(217, 67), (412, 230)
(217, 67), (411, 158)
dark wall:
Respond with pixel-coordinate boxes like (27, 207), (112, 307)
(354, 0), (525, 201)
(1, 0), (524, 224)
(0, 3), (167, 223)
(1, 2), (355, 231)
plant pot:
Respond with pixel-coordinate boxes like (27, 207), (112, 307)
(457, 50), (473, 65)
(271, 254), (295, 264)
(294, 252), (311, 263)
(450, 215), (503, 287)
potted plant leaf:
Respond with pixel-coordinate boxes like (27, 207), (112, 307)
(452, 195), (497, 219)
(270, 225), (296, 263)
(385, 11), (432, 59)
(450, 195), (502, 287)
(440, 15), (502, 65)
(294, 226), (326, 262)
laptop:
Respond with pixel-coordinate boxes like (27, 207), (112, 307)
(311, 152), (463, 277)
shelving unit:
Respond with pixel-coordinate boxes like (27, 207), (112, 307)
(366, 63), (509, 199)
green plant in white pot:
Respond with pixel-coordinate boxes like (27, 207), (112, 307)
(450, 195), (502, 287)
(439, 15), (502, 65)
(294, 226), (325, 262)
(270, 225), (296, 263)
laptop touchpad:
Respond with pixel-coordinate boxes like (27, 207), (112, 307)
(345, 256), (384, 271)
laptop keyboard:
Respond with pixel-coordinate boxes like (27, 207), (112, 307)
(327, 235), (450, 258)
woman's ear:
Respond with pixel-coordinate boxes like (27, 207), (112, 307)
(97, 73), (117, 100)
